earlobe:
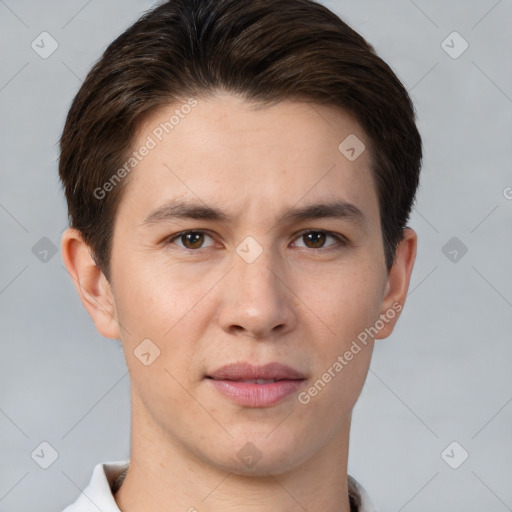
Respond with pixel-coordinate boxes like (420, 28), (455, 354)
(374, 228), (417, 340)
(61, 227), (121, 340)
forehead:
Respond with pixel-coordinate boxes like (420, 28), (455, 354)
(117, 93), (379, 231)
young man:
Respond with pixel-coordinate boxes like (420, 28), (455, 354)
(59, 0), (421, 510)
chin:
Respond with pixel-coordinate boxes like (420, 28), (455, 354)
(204, 435), (311, 477)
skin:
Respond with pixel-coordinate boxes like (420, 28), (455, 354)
(62, 92), (417, 512)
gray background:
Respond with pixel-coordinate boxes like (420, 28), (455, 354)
(1, 0), (511, 511)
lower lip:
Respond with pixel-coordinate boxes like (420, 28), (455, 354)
(207, 379), (305, 407)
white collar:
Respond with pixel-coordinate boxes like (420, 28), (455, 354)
(62, 460), (378, 512)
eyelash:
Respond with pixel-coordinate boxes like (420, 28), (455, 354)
(165, 229), (349, 253)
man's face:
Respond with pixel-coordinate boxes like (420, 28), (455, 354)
(108, 93), (395, 474)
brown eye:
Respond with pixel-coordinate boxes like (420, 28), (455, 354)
(293, 230), (346, 250)
(303, 231), (327, 248)
(169, 231), (215, 250)
(181, 232), (204, 249)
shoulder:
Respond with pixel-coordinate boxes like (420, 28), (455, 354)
(61, 460), (129, 512)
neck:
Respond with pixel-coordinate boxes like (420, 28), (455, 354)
(114, 395), (355, 512)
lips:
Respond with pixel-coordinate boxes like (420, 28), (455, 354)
(207, 361), (306, 381)
(206, 362), (306, 407)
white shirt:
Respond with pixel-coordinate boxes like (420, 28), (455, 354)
(62, 460), (378, 512)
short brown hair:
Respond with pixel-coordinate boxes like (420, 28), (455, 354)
(59, 0), (422, 280)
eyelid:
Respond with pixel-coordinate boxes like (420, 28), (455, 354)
(292, 229), (348, 249)
(166, 230), (216, 250)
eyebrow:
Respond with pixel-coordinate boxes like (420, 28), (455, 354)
(141, 199), (367, 230)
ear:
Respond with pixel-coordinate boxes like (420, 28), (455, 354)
(61, 227), (121, 340)
(374, 228), (417, 340)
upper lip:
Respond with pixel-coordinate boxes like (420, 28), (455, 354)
(207, 362), (306, 381)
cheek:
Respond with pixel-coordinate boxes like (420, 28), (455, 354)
(111, 256), (219, 391)
(302, 262), (384, 341)
(112, 255), (207, 339)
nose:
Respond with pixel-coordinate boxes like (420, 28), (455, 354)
(216, 246), (297, 341)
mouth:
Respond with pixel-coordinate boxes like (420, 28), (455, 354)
(206, 361), (306, 381)
(211, 378), (282, 384)
(206, 362), (307, 407)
